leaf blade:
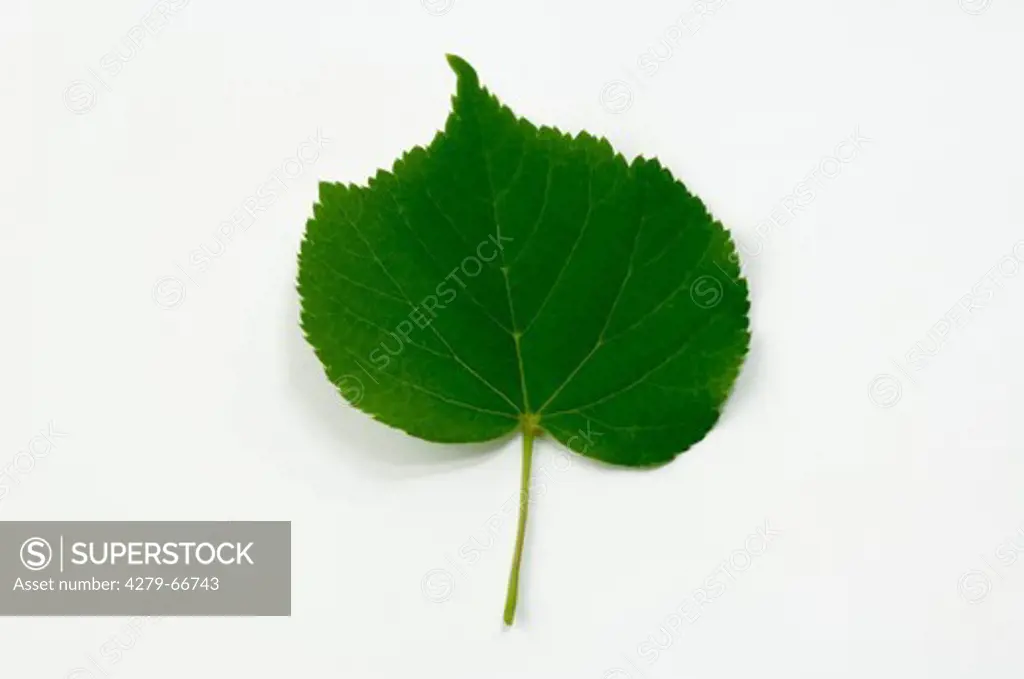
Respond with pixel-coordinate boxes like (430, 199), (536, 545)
(298, 55), (750, 460)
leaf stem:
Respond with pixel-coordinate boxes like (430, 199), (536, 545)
(503, 422), (535, 626)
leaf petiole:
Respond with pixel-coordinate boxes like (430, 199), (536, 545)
(503, 417), (537, 626)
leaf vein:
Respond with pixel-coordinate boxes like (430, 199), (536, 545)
(520, 157), (600, 335)
(338, 203), (521, 413)
(382, 178), (514, 335)
(544, 311), (731, 416)
(536, 177), (647, 413)
(338, 347), (518, 419)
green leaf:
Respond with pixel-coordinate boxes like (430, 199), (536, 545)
(297, 55), (750, 624)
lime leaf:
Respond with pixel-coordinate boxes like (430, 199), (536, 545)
(297, 55), (750, 624)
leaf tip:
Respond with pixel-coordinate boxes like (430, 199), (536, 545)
(445, 54), (479, 89)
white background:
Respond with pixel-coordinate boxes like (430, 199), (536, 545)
(4, 0), (1024, 676)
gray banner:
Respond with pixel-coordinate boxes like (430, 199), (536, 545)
(0, 521), (290, 616)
